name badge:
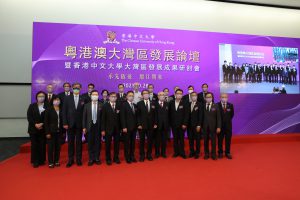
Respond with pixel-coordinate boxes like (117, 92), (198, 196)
(227, 108), (231, 111)
(194, 107), (198, 111)
(179, 105), (183, 109)
(151, 105), (155, 109)
(211, 108), (216, 111)
(116, 110), (120, 113)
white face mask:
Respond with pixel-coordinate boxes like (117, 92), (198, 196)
(158, 96), (165, 101)
(53, 100), (60, 106)
(221, 98), (228, 103)
(110, 97), (117, 102)
(191, 96), (197, 101)
(88, 88), (93, 93)
(206, 98), (212, 103)
(37, 96), (45, 103)
(91, 95), (99, 101)
(143, 94), (150, 100)
(176, 94), (183, 99)
(188, 89), (194, 94)
(127, 96), (134, 102)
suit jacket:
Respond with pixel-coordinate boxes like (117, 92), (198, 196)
(57, 91), (72, 107)
(45, 93), (58, 107)
(100, 98), (109, 104)
(169, 100), (189, 129)
(217, 102), (234, 132)
(117, 93), (127, 104)
(155, 101), (169, 131)
(183, 94), (192, 104)
(188, 101), (203, 128)
(197, 92), (214, 105)
(62, 94), (85, 129)
(82, 101), (103, 132)
(44, 106), (63, 133)
(149, 93), (158, 102)
(120, 101), (137, 132)
(82, 92), (92, 104)
(101, 102), (120, 133)
(202, 103), (221, 132)
(137, 100), (157, 130)
(27, 103), (47, 134)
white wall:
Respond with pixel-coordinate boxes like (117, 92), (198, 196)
(0, 0), (300, 137)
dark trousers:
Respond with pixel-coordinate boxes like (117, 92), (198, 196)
(139, 129), (153, 158)
(105, 129), (120, 161)
(155, 128), (168, 156)
(172, 127), (185, 156)
(30, 133), (46, 165)
(187, 127), (201, 155)
(123, 130), (136, 160)
(47, 132), (61, 164)
(67, 127), (82, 162)
(218, 129), (232, 154)
(88, 123), (101, 161)
(203, 128), (216, 156)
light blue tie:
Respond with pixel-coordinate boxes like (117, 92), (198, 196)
(92, 103), (97, 124)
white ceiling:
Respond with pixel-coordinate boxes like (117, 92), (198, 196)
(222, 0), (300, 7)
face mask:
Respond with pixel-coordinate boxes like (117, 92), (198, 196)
(206, 98), (212, 103)
(203, 87), (208, 92)
(188, 89), (193, 94)
(73, 88), (80, 94)
(91, 95), (99, 101)
(159, 96), (165, 101)
(110, 97), (117, 102)
(47, 88), (53, 93)
(53, 100), (60, 106)
(221, 98), (228, 103)
(164, 92), (169, 96)
(64, 87), (70, 92)
(143, 94), (150, 100)
(119, 88), (124, 93)
(127, 96), (134, 102)
(176, 94), (183, 99)
(102, 94), (108, 98)
(148, 88), (153, 93)
(88, 88), (93, 93)
(191, 96), (197, 101)
(37, 96), (45, 103)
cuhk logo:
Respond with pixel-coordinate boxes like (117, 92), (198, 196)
(103, 31), (120, 44)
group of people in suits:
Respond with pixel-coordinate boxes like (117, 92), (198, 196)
(222, 60), (298, 85)
(27, 82), (234, 168)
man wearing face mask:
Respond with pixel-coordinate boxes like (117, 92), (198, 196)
(83, 90), (103, 166)
(187, 92), (203, 159)
(170, 86), (180, 101)
(82, 83), (95, 104)
(45, 84), (57, 107)
(202, 92), (221, 160)
(163, 88), (172, 103)
(137, 90), (157, 161)
(169, 89), (189, 159)
(101, 92), (121, 165)
(100, 89), (109, 104)
(63, 83), (85, 167)
(198, 83), (214, 105)
(133, 82), (142, 104)
(154, 92), (169, 158)
(120, 91), (138, 163)
(117, 83), (127, 104)
(58, 82), (72, 144)
(183, 85), (194, 104)
(147, 84), (157, 102)
(217, 93), (234, 159)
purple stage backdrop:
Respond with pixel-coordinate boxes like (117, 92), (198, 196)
(32, 22), (300, 135)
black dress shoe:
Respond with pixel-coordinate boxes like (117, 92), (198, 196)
(114, 158), (121, 164)
(66, 161), (73, 168)
(147, 156), (153, 161)
(131, 158), (137, 163)
(139, 157), (145, 162)
(189, 152), (195, 158)
(172, 153), (179, 158)
(161, 154), (167, 158)
(126, 159), (131, 164)
(77, 161), (82, 166)
(55, 162), (60, 167)
(95, 160), (101, 165)
(106, 160), (112, 165)
(218, 154), (223, 159)
(225, 154), (233, 159)
(211, 155), (217, 160)
(181, 155), (187, 159)
(194, 154), (200, 159)
(48, 164), (54, 168)
(155, 154), (160, 158)
(33, 163), (39, 168)
(204, 154), (209, 160)
(88, 161), (94, 166)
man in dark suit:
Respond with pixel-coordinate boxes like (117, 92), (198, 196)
(170, 86), (180, 101)
(183, 85), (194, 104)
(148, 84), (158, 102)
(116, 83), (127, 104)
(101, 92), (121, 165)
(120, 91), (137, 163)
(222, 60), (229, 83)
(82, 83), (95, 104)
(57, 82), (72, 144)
(137, 90), (157, 161)
(62, 83), (85, 167)
(169, 89), (189, 159)
(83, 90), (103, 166)
(197, 83), (214, 105)
(45, 84), (57, 107)
(202, 92), (221, 160)
(217, 93), (234, 159)
(154, 92), (169, 158)
(187, 92), (203, 159)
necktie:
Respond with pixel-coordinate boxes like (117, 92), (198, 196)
(130, 103), (135, 114)
(48, 94), (51, 102)
(223, 103), (227, 112)
(191, 102), (195, 112)
(160, 102), (163, 108)
(75, 96), (78, 109)
(112, 103), (115, 111)
(206, 104), (209, 111)
(92, 103), (97, 124)
(146, 100), (149, 112)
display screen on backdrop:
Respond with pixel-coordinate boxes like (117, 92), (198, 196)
(32, 22), (300, 135)
(219, 44), (299, 94)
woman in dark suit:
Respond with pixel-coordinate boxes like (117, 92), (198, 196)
(44, 96), (63, 168)
(100, 89), (109, 104)
(27, 91), (47, 168)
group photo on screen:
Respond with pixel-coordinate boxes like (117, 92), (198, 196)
(219, 44), (299, 94)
